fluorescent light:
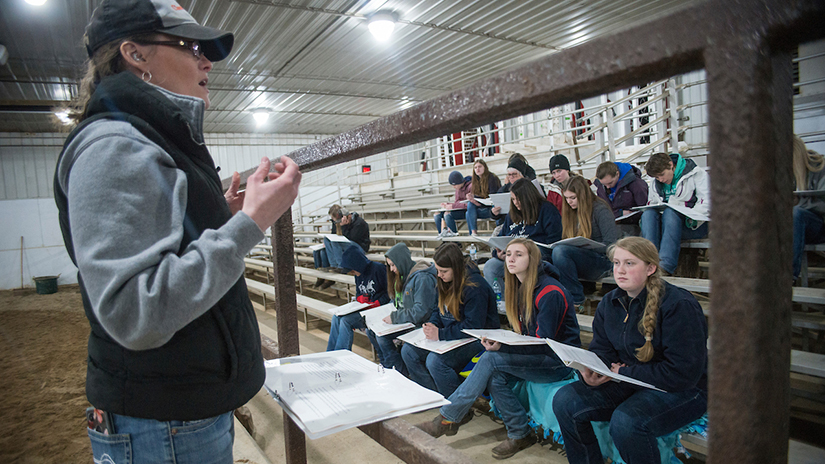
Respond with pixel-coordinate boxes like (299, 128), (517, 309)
(55, 110), (71, 125)
(252, 108), (271, 126)
(25, 0), (48, 5)
(368, 11), (397, 42)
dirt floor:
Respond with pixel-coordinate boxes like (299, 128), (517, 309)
(0, 286), (91, 464)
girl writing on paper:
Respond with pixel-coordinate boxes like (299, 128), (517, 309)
(553, 237), (708, 464)
(553, 176), (619, 311)
(465, 159), (502, 236)
(418, 238), (580, 460)
(368, 243), (438, 375)
(401, 242), (499, 397)
(326, 244), (390, 352)
(483, 178), (562, 289)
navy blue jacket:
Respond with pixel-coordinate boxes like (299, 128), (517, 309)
(503, 262), (581, 356)
(340, 245), (390, 305)
(495, 201), (562, 261)
(590, 281), (708, 392)
(428, 264), (500, 340)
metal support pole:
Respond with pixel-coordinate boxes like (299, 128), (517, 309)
(270, 208), (307, 464)
(705, 37), (794, 462)
(605, 99), (616, 162)
(667, 78), (679, 152)
(655, 82), (667, 151)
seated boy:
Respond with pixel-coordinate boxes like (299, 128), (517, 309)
(640, 153), (710, 275)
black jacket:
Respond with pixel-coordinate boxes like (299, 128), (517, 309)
(331, 212), (371, 253)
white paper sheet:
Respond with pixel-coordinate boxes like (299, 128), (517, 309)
(471, 234), (516, 251)
(327, 300), (373, 317)
(461, 328), (546, 345)
(545, 339), (664, 391)
(632, 203), (709, 222)
(542, 236), (606, 251)
(614, 210), (642, 223)
(321, 233), (352, 243)
(264, 351), (449, 439)
(397, 328), (477, 354)
(363, 303), (415, 336)
(473, 197), (493, 206)
(309, 243), (326, 251)
(489, 193), (511, 214)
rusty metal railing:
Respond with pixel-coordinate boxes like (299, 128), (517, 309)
(230, 0), (825, 462)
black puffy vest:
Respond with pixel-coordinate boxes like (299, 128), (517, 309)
(54, 72), (264, 420)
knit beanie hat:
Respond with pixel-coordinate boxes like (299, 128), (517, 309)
(448, 171), (464, 185)
(507, 158), (529, 177)
(548, 154), (571, 172)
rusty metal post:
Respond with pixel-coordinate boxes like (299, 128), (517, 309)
(270, 207), (307, 464)
(704, 29), (794, 463)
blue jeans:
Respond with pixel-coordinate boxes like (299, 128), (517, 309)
(551, 245), (612, 305)
(483, 257), (505, 289)
(88, 410), (234, 464)
(440, 351), (572, 440)
(327, 312), (367, 351)
(367, 329), (410, 376)
(313, 249), (330, 268)
(553, 381), (707, 464)
(318, 237), (348, 268)
(400, 340), (484, 397)
(434, 210), (467, 233)
(640, 208), (708, 274)
(793, 206), (825, 278)
(466, 203), (493, 234)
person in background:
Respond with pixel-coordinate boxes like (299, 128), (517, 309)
(555, 176), (619, 311)
(368, 243), (438, 375)
(553, 237), (707, 464)
(491, 156), (545, 224)
(465, 159), (502, 236)
(435, 171), (472, 238)
(640, 152), (710, 276)
(326, 244), (390, 352)
(55, 1), (301, 461)
(792, 135), (825, 282)
(418, 238), (580, 460)
(549, 154), (572, 188)
(483, 178), (562, 289)
(401, 243), (499, 397)
(594, 160), (649, 220)
(314, 204), (371, 288)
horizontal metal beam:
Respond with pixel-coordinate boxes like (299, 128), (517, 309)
(358, 418), (477, 464)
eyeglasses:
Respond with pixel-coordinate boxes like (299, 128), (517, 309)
(135, 39), (202, 58)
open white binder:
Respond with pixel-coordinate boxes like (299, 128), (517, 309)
(545, 339), (664, 391)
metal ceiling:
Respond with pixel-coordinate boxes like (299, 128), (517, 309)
(0, 0), (704, 135)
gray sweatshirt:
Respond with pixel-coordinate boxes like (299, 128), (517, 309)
(56, 87), (264, 351)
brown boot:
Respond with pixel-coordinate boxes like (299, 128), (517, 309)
(319, 279), (335, 289)
(491, 434), (537, 460)
(416, 413), (472, 438)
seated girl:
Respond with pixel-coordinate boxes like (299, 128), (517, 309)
(368, 242), (437, 376)
(554, 175), (619, 310)
(792, 135), (825, 281)
(418, 238), (580, 460)
(553, 236), (708, 464)
(465, 159), (502, 236)
(483, 178), (562, 289)
(326, 244), (390, 352)
(401, 242), (499, 397)
(435, 171), (472, 237)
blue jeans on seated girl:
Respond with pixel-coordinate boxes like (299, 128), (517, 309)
(313, 237), (348, 269)
(434, 210), (467, 233)
(640, 208), (708, 275)
(400, 340), (484, 397)
(553, 380), (707, 464)
(466, 203), (494, 233)
(551, 245), (612, 305)
(327, 313), (366, 351)
(88, 410), (234, 464)
(367, 329), (410, 376)
(792, 206), (825, 279)
(439, 351), (572, 440)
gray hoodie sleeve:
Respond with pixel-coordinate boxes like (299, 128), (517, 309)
(62, 122), (264, 351)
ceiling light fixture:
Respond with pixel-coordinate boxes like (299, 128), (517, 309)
(368, 11), (397, 42)
(25, 0), (48, 5)
(252, 108), (271, 126)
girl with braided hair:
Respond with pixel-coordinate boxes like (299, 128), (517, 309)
(553, 237), (708, 464)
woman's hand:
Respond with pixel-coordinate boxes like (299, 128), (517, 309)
(466, 192), (474, 201)
(242, 157), (302, 232)
(494, 247), (503, 256)
(224, 171), (244, 215)
(610, 362), (626, 374)
(382, 315), (393, 324)
(440, 202), (449, 209)
(481, 337), (501, 351)
(422, 323), (439, 341)
(580, 368), (611, 386)
(491, 206), (501, 215)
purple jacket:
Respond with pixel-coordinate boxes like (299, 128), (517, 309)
(595, 164), (649, 218)
(448, 177), (473, 210)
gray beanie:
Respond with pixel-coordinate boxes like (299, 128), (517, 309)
(448, 171), (464, 185)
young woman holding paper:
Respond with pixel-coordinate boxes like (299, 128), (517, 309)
(418, 238), (580, 460)
(552, 236), (708, 464)
(368, 242), (438, 375)
(553, 176), (619, 310)
(482, 178), (562, 289)
(401, 242), (499, 397)
(465, 159), (502, 236)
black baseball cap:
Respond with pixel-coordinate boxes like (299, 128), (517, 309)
(85, 0), (234, 62)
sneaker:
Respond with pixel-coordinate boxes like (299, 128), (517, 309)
(441, 229), (458, 238)
(313, 278), (325, 288)
(416, 413), (472, 438)
(491, 434), (538, 460)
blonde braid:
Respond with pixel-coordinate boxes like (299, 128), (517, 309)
(635, 273), (664, 362)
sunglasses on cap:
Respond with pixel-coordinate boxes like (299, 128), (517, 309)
(134, 39), (202, 58)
